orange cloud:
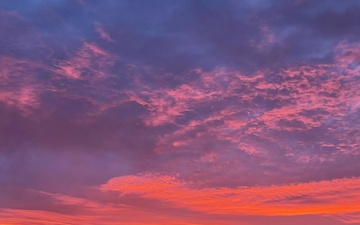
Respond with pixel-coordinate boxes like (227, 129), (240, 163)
(102, 174), (360, 216)
(0, 203), (228, 225)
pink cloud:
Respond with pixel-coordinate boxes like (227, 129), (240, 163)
(135, 51), (358, 159)
(0, 86), (39, 114)
(56, 42), (116, 79)
(95, 22), (115, 43)
(0, 56), (48, 114)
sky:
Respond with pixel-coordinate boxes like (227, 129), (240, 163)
(0, 0), (360, 224)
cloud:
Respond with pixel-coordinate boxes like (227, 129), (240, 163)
(1, 1), (360, 224)
(0, 188), (236, 225)
(331, 212), (360, 224)
(0, 56), (47, 115)
(56, 42), (116, 79)
(102, 174), (360, 216)
(110, 42), (360, 188)
(0, 86), (39, 115)
(95, 22), (115, 43)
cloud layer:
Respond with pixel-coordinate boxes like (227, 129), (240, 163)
(102, 174), (360, 215)
(0, 0), (359, 224)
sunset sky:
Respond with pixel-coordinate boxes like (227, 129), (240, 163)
(1, 0), (360, 224)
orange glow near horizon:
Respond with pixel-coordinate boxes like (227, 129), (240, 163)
(102, 175), (360, 216)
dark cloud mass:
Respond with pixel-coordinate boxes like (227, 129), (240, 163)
(0, 1), (359, 224)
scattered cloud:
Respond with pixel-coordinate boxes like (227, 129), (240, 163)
(1, 1), (359, 224)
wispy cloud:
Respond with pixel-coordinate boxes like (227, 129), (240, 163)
(56, 42), (116, 79)
(95, 22), (115, 43)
